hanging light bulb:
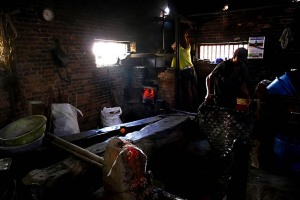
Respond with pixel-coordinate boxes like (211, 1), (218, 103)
(164, 6), (170, 16)
(223, 4), (229, 11)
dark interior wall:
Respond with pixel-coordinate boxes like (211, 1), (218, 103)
(188, 3), (300, 95)
(0, 0), (165, 130)
(1, 0), (299, 130)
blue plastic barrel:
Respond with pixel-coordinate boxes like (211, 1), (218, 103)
(274, 134), (300, 172)
(267, 72), (297, 96)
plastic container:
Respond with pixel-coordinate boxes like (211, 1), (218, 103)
(288, 69), (300, 93)
(0, 115), (47, 146)
(267, 72), (297, 96)
(236, 98), (248, 112)
(274, 134), (300, 172)
(0, 133), (44, 155)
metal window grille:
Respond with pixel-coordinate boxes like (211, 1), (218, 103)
(198, 42), (248, 63)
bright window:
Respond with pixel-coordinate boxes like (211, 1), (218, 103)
(92, 40), (131, 67)
(198, 42), (248, 63)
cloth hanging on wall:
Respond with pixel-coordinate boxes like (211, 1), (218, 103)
(52, 38), (71, 83)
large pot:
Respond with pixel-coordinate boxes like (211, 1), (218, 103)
(0, 115), (47, 146)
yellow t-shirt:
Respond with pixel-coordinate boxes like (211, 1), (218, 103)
(171, 44), (193, 71)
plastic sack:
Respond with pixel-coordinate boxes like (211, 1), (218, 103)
(100, 107), (122, 127)
(51, 103), (83, 136)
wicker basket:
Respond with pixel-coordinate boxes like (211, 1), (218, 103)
(196, 102), (254, 158)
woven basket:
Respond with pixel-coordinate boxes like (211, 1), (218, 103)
(196, 102), (254, 158)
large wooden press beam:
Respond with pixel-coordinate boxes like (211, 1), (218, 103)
(60, 115), (166, 143)
(22, 114), (195, 191)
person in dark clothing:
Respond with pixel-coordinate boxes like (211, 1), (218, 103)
(205, 47), (251, 109)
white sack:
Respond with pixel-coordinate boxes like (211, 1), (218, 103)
(100, 107), (122, 127)
(51, 103), (83, 136)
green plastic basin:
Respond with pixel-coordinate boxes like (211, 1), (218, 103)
(0, 115), (47, 146)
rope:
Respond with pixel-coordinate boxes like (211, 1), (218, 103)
(279, 28), (290, 49)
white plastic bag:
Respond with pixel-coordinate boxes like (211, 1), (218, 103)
(100, 107), (122, 127)
(51, 103), (83, 136)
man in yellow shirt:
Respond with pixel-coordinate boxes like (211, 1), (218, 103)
(171, 31), (198, 112)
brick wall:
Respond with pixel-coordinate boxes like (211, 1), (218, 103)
(0, 1), (299, 131)
(0, 0), (164, 130)
(189, 3), (300, 94)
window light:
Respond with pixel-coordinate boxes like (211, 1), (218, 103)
(92, 40), (131, 67)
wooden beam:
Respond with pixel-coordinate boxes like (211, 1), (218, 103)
(60, 115), (165, 142)
(45, 132), (104, 168)
(22, 114), (195, 191)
